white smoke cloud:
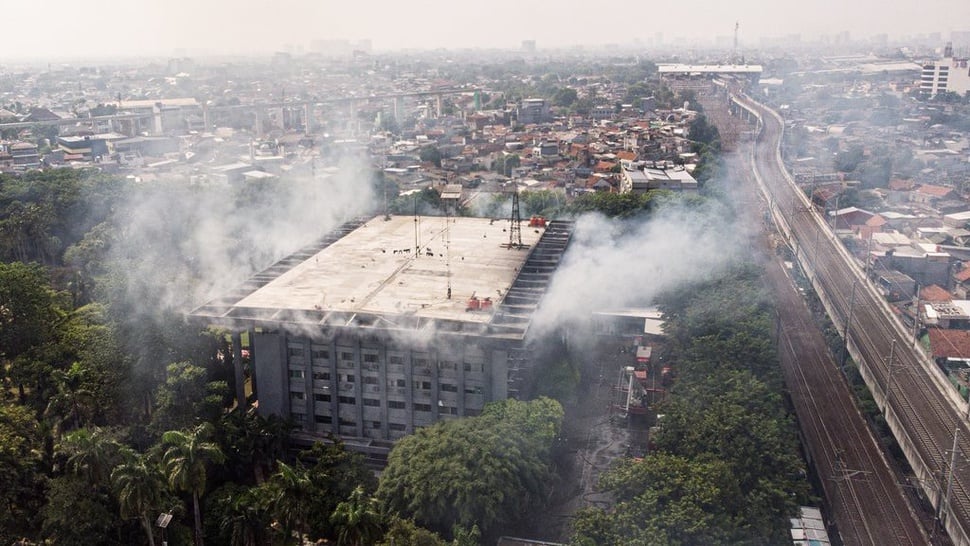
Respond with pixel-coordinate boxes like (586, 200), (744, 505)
(108, 154), (376, 316)
(529, 195), (749, 339)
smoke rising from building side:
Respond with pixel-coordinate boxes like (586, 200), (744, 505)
(530, 191), (749, 341)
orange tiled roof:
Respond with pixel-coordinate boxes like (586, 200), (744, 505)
(916, 184), (955, 197)
(594, 160), (616, 172)
(955, 264), (970, 283)
(928, 328), (970, 359)
(920, 284), (952, 302)
(889, 179), (915, 191)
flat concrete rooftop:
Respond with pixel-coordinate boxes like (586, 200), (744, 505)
(223, 215), (545, 324)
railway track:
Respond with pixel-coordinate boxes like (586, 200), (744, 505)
(730, 91), (970, 544)
(701, 89), (931, 544)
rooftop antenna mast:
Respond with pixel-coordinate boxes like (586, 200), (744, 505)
(508, 190), (523, 249)
(445, 213), (452, 299)
(413, 194), (420, 255)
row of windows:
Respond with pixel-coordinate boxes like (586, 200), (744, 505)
(294, 379), (483, 396)
(290, 347), (484, 372)
(306, 374), (474, 391)
(306, 413), (409, 432)
(293, 392), (475, 413)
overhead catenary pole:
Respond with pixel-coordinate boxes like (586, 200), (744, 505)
(940, 429), (960, 525)
(884, 338), (898, 418)
(841, 278), (859, 369)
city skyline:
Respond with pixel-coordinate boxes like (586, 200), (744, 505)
(2, 0), (969, 60)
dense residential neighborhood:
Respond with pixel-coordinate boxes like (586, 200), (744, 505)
(3, 19), (970, 546)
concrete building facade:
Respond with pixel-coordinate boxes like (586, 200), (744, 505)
(920, 44), (970, 97)
(191, 215), (572, 462)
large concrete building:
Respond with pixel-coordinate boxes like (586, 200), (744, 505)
(191, 214), (572, 462)
(920, 43), (970, 97)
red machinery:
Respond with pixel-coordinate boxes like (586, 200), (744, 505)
(466, 295), (494, 312)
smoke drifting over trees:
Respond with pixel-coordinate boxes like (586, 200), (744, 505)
(110, 159), (376, 314)
(531, 193), (748, 339)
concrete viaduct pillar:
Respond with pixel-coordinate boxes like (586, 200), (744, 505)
(349, 99), (358, 135)
(231, 331), (246, 409)
(304, 103), (311, 136)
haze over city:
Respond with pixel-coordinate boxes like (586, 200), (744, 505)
(3, 0), (970, 59)
(6, 0), (970, 542)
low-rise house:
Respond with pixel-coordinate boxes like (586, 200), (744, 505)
(620, 163), (698, 194)
(829, 207), (875, 231)
(9, 142), (40, 171)
(911, 183), (957, 206)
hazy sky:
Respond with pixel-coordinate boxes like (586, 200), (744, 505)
(3, 0), (969, 59)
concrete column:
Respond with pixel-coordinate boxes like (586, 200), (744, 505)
(457, 350), (466, 416)
(152, 105), (162, 135)
(354, 338), (364, 438)
(404, 351), (414, 434)
(378, 343), (389, 439)
(231, 331), (246, 410)
(328, 339), (339, 433)
(301, 339), (313, 430)
(431, 349), (440, 421)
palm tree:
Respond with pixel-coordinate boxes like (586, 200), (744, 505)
(45, 362), (96, 437)
(160, 423), (225, 546)
(112, 449), (164, 546)
(265, 461), (314, 545)
(56, 426), (121, 488)
(331, 486), (383, 546)
(217, 486), (269, 546)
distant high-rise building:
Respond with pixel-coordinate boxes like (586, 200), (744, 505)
(952, 31), (970, 55)
(521, 40), (536, 53)
(516, 98), (549, 125)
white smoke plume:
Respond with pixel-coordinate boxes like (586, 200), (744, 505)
(108, 154), (376, 316)
(529, 194), (750, 340)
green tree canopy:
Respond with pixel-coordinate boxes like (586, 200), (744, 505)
(0, 261), (65, 361)
(565, 191), (658, 218)
(571, 453), (740, 546)
(419, 145), (443, 168)
(0, 402), (46, 544)
(331, 485), (384, 546)
(159, 423), (225, 546)
(111, 449), (167, 546)
(378, 397), (562, 536)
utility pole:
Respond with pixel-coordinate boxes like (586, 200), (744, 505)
(940, 429), (960, 527)
(841, 278), (859, 369)
(913, 282), (922, 346)
(884, 338), (898, 419)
